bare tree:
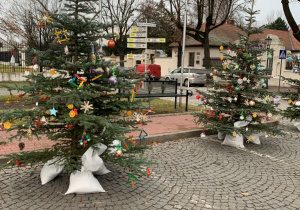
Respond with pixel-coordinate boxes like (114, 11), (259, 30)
(138, 0), (183, 67)
(101, 0), (140, 66)
(0, 0), (59, 47)
(282, 0), (300, 42)
(164, 0), (249, 68)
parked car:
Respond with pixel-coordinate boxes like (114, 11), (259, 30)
(165, 67), (211, 86)
(135, 64), (161, 80)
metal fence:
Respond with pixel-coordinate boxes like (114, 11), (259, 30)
(0, 40), (27, 73)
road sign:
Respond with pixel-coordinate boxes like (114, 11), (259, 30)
(127, 43), (147, 48)
(132, 27), (146, 32)
(130, 32), (147, 38)
(146, 38), (166, 43)
(127, 54), (146, 59)
(137, 22), (156, 27)
(279, 50), (287, 59)
(127, 38), (146, 43)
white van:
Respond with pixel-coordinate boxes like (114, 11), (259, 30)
(165, 67), (211, 86)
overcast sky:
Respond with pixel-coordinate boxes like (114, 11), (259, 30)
(254, 0), (300, 25)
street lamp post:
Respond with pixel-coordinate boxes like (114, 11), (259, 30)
(265, 36), (272, 89)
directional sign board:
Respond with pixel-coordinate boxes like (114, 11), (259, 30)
(146, 38), (166, 43)
(132, 27), (146, 32)
(279, 50), (287, 59)
(127, 54), (146, 59)
(130, 32), (147, 38)
(137, 22), (156, 27)
(127, 38), (146, 43)
(127, 43), (147, 48)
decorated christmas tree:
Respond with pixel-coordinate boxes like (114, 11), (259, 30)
(193, 2), (282, 147)
(280, 55), (300, 123)
(0, 0), (149, 177)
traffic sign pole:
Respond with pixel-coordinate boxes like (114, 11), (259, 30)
(278, 50), (286, 92)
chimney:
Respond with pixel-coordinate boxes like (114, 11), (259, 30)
(227, 19), (235, 25)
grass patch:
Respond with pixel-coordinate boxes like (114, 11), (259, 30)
(140, 98), (201, 114)
(0, 64), (29, 73)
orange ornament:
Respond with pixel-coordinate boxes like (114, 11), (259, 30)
(69, 110), (76, 118)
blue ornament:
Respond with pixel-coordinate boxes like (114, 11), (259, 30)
(286, 57), (293, 62)
(49, 107), (58, 116)
(257, 65), (262, 71)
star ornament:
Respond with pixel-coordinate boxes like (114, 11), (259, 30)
(80, 101), (94, 113)
(55, 29), (70, 44)
(39, 11), (53, 26)
(50, 107), (58, 116)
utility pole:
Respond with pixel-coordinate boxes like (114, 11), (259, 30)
(179, 0), (188, 107)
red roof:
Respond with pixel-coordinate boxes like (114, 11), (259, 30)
(170, 24), (300, 51)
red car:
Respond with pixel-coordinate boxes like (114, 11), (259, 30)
(135, 64), (161, 80)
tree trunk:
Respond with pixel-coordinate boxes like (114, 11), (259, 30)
(203, 34), (211, 69)
(120, 54), (124, 67)
(282, 0), (300, 42)
(177, 42), (182, 68)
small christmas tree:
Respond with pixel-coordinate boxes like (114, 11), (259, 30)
(193, 2), (282, 147)
(0, 0), (149, 174)
(280, 55), (300, 121)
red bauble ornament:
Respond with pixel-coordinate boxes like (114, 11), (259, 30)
(108, 40), (115, 48)
(196, 95), (201, 99)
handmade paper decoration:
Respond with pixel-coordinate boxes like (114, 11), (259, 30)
(4, 122), (11, 129)
(50, 69), (56, 75)
(55, 29), (70, 44)
(257, 65), (262, 70)
(80, 101), (93, 113)
(206, 110), (215, 118)
(49, 107), (58, 116)
(130, 89), (135, 102)
(38, 11), (53, 26)
(145, 168), (151, 178)
(200, 131), (206, 138)
(90, 69), (102, 81)
(108, 40), (115, 48)
(126, 173), (138, 187)
(139, 129), (148, 141)
(10, 49), (15, 64)
(67, 104), (74, 109)
(27, 128), (33, 140)
(90, 43), (96, 63)
(227, 47), (231, 54)
(145, 106), (155, 117)
(80, 132), (91, 147)
(123, 136), (136, 150)
(286, 57), (293, 62)
(70, 74), (86, 89)
(0, 123), (4, 131)
(64, 45), (69, 55)
(226, 84), (234, 93)
(69, 109), (76, 118)
(33, 117), (45, 129)
(6, 92), (19, 104)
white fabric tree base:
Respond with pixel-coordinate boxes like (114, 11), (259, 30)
(294, 122), (300, 131)
(247, 134), (261, 145)
(222, 133), (245, 148)
(218, 132), (225, 140)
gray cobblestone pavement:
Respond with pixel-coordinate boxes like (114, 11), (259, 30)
(1, 120), (300, 210)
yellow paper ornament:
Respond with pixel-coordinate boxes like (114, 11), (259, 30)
(67, 104), (74, 109)
(4, 122), (11, 129)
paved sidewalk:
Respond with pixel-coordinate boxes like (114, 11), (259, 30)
(0, 114), (201, 156)
(0, 121), (300, 209)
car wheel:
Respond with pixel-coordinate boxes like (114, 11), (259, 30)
(165, 77), (170, 81)
(184, 79), (188, 87)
